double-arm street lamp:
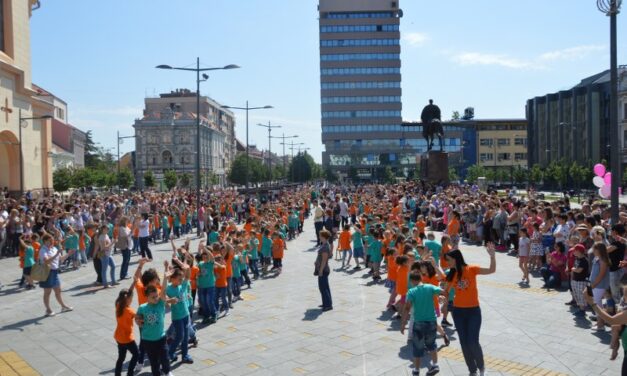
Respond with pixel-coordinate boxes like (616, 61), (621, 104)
(282, 141), (304, 182)
(222, 102), (273, 188)
(156, 58), (239, 236)
(270, 133), (298, 172)
(597, 0), (622, 224)
(257, 122), (281, 185)
(19, 110), (52, 196)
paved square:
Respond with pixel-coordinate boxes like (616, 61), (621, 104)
(0, 220), (620, 375)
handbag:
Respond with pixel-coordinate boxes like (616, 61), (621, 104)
(31, 262), (50, 282)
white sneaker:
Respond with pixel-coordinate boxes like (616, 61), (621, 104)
(479, 369), (487, 376)
(134, 362), (144, 374)
(167, 372), (175, 376)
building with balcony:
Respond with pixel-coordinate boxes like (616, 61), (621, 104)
(133, 89), (234, 188)
(527, 66), (627, 169)
(473, 119), (527, 169)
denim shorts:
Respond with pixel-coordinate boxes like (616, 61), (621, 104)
(411, 321), (437, 358)
(353, 247), (364, 258)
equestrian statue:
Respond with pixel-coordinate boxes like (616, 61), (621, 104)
(420, 99), (444, 151)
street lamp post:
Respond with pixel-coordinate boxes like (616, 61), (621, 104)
(18, 109), (52, 196)
(258, 122), (281, 185)
(222, 102), (273, 188)
(283, 141), (304, 182)
(270, 133), (298, 173)
(156, 59), (239, 236)
(598, 0), (622, 224)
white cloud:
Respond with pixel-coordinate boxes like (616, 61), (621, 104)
(450, 44), (606, 70)
(452, 52), (535, 69)
(403, 32), (429, 47)
(538, 44), (605, 62)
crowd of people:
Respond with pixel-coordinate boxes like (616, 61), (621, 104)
(2, 181), (627, 375)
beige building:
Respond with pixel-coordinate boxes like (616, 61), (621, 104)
(475, 119), (527, 169)
(0, 0), (54, 197)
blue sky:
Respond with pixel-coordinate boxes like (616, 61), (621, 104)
(30, 0), (626, 163)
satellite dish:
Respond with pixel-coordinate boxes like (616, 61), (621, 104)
(397, 9), (404, 18)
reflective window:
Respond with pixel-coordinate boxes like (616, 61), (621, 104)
(320, 24), (399, 33)
(321, 96), (401, 104)
(480, 153), (493, 161)
(479, 138), (493, 146)
(321, 81), (401, 90)
(322, 111), (401, 118)
(321, 53), (400, 61)
(325, 12), (395, 19)
(321, 67), (400, 75)
(320, 39), (400, 47)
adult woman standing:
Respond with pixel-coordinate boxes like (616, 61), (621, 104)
(137, 213), (153, 260)
(315, 229), (333, 311)
(444, 243), (496, 376)
(116, 217), (132, 280)
(39, 233), (73, 316)
(590, 242), (610, 331)
(98, 224), (117, 288)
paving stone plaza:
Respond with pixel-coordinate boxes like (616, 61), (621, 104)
(0, 220), (621, 376)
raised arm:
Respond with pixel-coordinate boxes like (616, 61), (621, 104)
(478, 242), (496, 275)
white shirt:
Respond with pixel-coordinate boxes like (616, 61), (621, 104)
(139, 219), (150, 237)
(339, 202), (349, 217)
(40, 245), (59, 270)
(314, 206), (324, 223)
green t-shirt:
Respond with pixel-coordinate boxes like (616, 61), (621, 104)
(166, 281), (190, 321)
(24, 246), (35, 268)
(352, 231), (363, 249)
(208, 231), (220, 244)
(369, 239), (382, 263)
(161, 216), (169, 230)
(261, 237), (272, 257)
(248, 239), (259, 260)
(173, 215), (181, 227)
(197, 260), (215, 288)
(64, 234), (79, 250)
(137, 300), (166, 341)
(232, 255), (241, 276)
(424, 240), (442, 263)
(407, 284), (442, 322)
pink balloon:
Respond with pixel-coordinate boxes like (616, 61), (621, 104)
(594, 164), (606, 177)
(604, 172), (612, 185)
(601, 184), (611, 198)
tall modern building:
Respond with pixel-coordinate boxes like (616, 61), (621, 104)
(319, 0), (404, 179)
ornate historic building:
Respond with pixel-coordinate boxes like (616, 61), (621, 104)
(133, 89), (235, 188)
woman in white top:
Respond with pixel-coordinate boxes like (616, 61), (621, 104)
(97, 224), (117, 288)
(39, 232), (74, 317)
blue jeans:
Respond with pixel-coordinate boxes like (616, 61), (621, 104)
(249, 259), (259, 278)
(120, 249), (131, 279)
(411, 321), (437, 358)
(540, 267), (561, 288)
(101, 255), (116, 286)
(162, 228), (170, 242)
(452, 306), (485, 373)
(198, 286), (217, 319)
(232, 276), (241, 298)
(317, 274), (332, 308)
(132, 237), (139, 254)
(168, 316), (189, 359)
(143, 336), (170, 375)
(215, 287), (228, 312)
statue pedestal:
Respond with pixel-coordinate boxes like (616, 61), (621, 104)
(420, 151), (449, 185)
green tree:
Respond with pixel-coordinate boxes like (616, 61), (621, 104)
(448, 167), (459, 182)
(451, 111), (460, 121)
(512, 166), (528, 184)
(164, 170), (177, 190)
(71, 167), (95, 188)
(529, 164), (544, 187)
(288, 153), (313, 182)
(382, 166), (395, 184)
(117, 168), (133, 189)
(179, 172), (192, 188)
(545, 160), (567, 190)
(466, 164), (487, 183)
(569, 161), (588, 191)
(143, 170), (155, 188)
(228, 154), (251, 185)
(53, 167), (73, 192)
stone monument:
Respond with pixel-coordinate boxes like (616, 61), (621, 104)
(419, 100), (449, 184)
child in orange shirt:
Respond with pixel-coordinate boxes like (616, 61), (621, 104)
(394, 254), (410, 318)
(440, 234), (452, 270)
(214, 256), (229, 316)
(271, 233), (285, 273)
(416, 216), (427, 241)
(385, 247), (398, 309)
(114, 277), (139, 376)
(336, 225), (352, 269)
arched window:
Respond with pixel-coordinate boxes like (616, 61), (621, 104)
(162, 150), (173, 164)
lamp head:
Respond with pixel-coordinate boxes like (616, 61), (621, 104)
(202, 73), (209, 80)
(156, 64), (173, 69)
(263, 105), (273, 109)
(223, 64), (240, 70)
